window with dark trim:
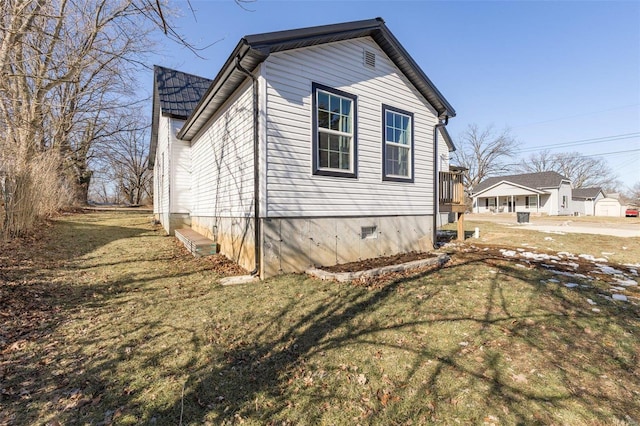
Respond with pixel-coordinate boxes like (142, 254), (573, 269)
(312, 83), (357, 178)
(382, 104), (414, 182)
(526, 195), (537, 208)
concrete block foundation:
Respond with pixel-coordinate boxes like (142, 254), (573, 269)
(261, 215), (434, 278)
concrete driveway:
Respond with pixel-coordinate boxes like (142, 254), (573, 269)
(466, 213), (640, 238)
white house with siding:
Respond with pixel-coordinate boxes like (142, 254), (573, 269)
(149, 18), (459, 278)
(471, 171), (573, 216)
(572, 187), (605, 216)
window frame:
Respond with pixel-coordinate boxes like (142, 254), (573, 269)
(382, 104), (414, 182)
(526, 195), (537, 208)
(311, 82), (358, 178)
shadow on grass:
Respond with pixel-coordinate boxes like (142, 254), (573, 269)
(146, 253), (639, 424)
(1, 213), (639, 425)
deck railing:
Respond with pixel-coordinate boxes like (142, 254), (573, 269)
(439, 171), (465, 206)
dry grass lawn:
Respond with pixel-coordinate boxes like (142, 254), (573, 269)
(1, 212), (638, 425)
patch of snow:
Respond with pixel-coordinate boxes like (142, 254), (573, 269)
(547, 278), (560, 283)
(515, 264), (526, 268)
(564, 283), (579, 288)
(557, 251), (577, 259)
(610, 286), (626, 292)
(592, 308), (601, 313)
(544, 237), (554, 241)
(601, 252), (615, 256)
(579, 254), (608, 262)
(598, 293), (613, 301)
(615, 278), (638, 287)
(500, 249), (517, 257)
(559, 261), (579, 269)
(516, 248), (525, 252)
(586, 299), (597, 305)
(550, 270), (580, 278)
(612, 294), (628, 302)
(596, 264), (623, 275)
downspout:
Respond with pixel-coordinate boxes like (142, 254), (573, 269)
(235, 55), (261, 276)
(433, 116), (448, 248)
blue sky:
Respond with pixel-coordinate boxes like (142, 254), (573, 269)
(148, 0), (640, 189)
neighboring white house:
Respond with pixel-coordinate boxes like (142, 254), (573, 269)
(572, 187), (605, 216)
(471, 171), (572, 216)
(149, 18), (457, 278)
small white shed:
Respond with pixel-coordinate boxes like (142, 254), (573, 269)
(595, 197), (622, 217)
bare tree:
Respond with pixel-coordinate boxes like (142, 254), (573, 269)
(99, 119), (153, 205)
(519, 150), (619, 190)
(624, 181), (640, 206)
(0, 0), (187, 237)
(452, 124), (520, 189)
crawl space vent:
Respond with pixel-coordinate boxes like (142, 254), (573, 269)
(361, 225), (378, 239)
(363, 50), (376, 69)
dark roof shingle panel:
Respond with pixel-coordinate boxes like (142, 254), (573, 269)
(572, 187), (603, 199)
(154, 65), (212, 119)
(473, 171), (570, 193)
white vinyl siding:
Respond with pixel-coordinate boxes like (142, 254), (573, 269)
(190, 81), (254, 218)
(169, 118), (191, 214)
(437, 127), (450, 172)
(154, 115), (171, 232)
(264, 37), (439, 217)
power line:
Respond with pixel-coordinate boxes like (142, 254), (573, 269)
(517, 132), (640, 153)
(580, 148), (640, 158)
(511, 103), (640, 128)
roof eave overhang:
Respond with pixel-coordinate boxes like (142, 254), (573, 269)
(472, 180), (548, 197)
(177, 40), (263, 141)
(439, 126), (456, 152)
(148, 81), (160, 169)
(177, 18), (456, 141)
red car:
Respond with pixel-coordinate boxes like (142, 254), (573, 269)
(626, 207), (639, 217)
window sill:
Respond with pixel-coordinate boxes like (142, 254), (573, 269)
(314, 169), (357, 179)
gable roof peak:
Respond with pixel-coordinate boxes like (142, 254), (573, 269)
(177, 17), (456, 140)
(153, 65), (212, 119)
(472, 171), (571, 194)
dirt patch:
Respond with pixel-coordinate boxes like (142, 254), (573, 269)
(321, 251), (437, 273)
(173, 240), (247, 276)
(203, 254), (247, 276)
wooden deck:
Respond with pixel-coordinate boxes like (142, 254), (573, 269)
(439, 170), (467, 241)
(175, 228), (219, 257)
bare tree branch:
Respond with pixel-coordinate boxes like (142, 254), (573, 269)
(452, 123), (520, 189)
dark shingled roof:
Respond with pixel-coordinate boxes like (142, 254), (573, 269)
(572, 187), (603, 200)
(473, 171), (570, 194)
(154, 65), (211, 119)
(178, 17), (456, 140)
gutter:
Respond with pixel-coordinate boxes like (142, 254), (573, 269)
(235, 56), (261, 277)
(433, 116), (448, 248)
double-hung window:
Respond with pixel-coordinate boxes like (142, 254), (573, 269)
(312, 83), (357, 178)
(526, 195), (537, 208)
(382, 105), (414, 182)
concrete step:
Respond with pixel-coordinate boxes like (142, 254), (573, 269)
(175, 228), (219, 257)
